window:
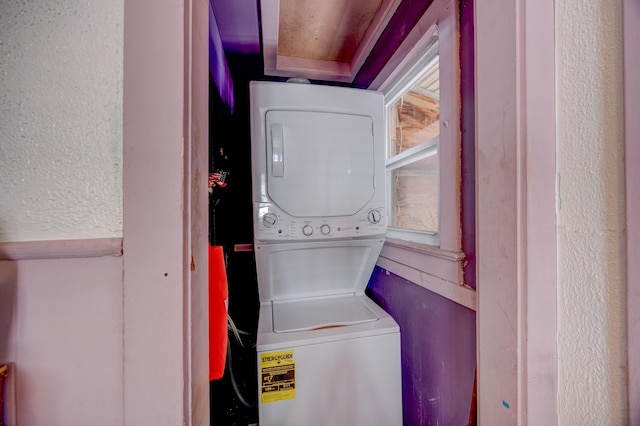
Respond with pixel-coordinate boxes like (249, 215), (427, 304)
(385, 31), (440, 246)
(369, 0), (472, 308)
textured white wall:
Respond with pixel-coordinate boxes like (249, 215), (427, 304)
(556, 0), (627, 424)
(0, 0), (123, 242)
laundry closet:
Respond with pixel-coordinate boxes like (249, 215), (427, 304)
(208, 0), (477, 424)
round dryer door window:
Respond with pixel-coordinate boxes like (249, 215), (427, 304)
(265, 110), (376, 217)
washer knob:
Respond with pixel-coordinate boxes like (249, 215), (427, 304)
(320, 224), (331, 235)
(262, 213), (278, 228)
(302, 224), (313, 236)
(367, 209), (382, 224)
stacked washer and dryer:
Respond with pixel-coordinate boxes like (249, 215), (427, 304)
(249, 80), (402, 426)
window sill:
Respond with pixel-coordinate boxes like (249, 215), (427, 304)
(376, 238), (476, 310)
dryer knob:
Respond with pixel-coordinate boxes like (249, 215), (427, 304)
(262, 213), (278, 228)
(302, 224), (313, 236)
(367, 209), (382, 224)
(320, 224), (331, 235)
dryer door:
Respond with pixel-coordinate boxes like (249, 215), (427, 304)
(265, 110), (375, 217)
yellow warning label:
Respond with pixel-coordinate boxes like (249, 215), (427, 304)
(260, 350), (296, 403)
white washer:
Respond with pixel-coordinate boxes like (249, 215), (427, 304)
(250, 81), (402, 426)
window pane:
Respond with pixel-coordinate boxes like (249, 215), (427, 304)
(388, 150), (439, 233)
(388, 53), (440, 157)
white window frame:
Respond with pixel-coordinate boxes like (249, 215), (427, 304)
(369, 0), (474, 310)
(384, 34), (440, 247)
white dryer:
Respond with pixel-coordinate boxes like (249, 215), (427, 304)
(250, 80), (402, 426)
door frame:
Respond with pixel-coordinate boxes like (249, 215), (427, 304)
(624, 0), (640, 422)
(123, 0), (567, 423)
(122, 0), (209, 424)
(475, 0), (558, 424)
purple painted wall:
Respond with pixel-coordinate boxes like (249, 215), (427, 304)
(209, 2), (234, 111)
(209, 0), (260, 55)
(367, 267), (476, 425)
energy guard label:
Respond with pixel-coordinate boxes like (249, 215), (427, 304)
(260, 350), (296, 403)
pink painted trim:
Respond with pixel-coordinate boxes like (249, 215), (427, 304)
(436, 0), (462, 253)
(475, 0), (557, 423)
(183, 0), (210, 423)
(122, 0), (209, 423)
(475, 0), (519, 419)
(122, 0), (192, 423)
(0, 238), (122, 260)
(522, 0), (558, 421)
(624, 0), (640, 422)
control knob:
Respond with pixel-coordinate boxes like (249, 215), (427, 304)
(367, 209), (382, 224)
(320, 224), (331, 235)
(262, 213), (278, 228)
(302, 224), (313, 236)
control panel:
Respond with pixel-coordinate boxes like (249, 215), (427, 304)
(253, 202), (387, 241)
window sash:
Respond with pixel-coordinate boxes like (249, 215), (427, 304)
(386, 136), (439, 170)
(384, 31), (441, 246)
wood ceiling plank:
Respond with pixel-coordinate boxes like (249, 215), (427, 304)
(278, 0), (382, 62)
(261, 0), (401, 82)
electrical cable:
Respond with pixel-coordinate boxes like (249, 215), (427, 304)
(226, 315), (255, 408)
